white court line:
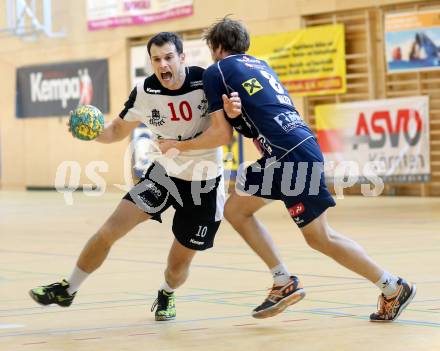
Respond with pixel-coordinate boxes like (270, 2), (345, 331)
(0, 324), (25, 329)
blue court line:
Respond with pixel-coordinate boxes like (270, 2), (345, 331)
(0, 297), (154, 314)
(299, 310), (440, 327)
(2, 283), (439, 317)
(3, 292), (439, 326)
(367, 247), (440, 256)
(0, 283), (362, 314)
(196, 288), (440, 307)
(0, 276), (11, 285)
(1, 285), (440, 336)
(2, 304), (440, 339)
(185, 281), (370, 294)
(0, 314), (251, 338)
(0, 249), (365, 281)
(172, 295), (440, 328)
(178, 295), (440, 319)
(187, 292), (440, 327)
(180, 288), (440, 319)
(0, 269), (58, 277)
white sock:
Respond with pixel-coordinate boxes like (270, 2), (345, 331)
(67, 266), (89, 295)
(375, 271), (399, 297)
(159, 281), (175, 293)
(271, 263), (291, 286)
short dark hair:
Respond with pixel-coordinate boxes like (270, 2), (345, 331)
(147, 32), (183, 56)
(203, 17), (250, 54)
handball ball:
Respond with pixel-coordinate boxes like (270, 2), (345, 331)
(70, 105), (104, 140)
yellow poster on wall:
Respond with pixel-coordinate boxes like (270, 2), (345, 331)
(248, 24), (346, 96)
(222, 131), (242, 178)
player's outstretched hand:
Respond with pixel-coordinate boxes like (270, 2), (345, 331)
(222, 92), (242, 118)
(157, 139), (181, 158)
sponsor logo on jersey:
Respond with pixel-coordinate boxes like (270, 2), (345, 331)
(190, 238), (204, 246)
(256, 134), (273, 155)
(276, 94), (293, 106)
(146, 87), (161, 94)
(197, 96), (208, 117)
(149, 109), (165, 126)
(274, 112), (305, 133)
(288, 203), (305, 217)
(237, 56), (261, 64)
(293, 217), (305, 225)
(190, 80), (203, 88)
(144, 181), (162, 198)
(244, 62), (266, 70)
(242, 78), (263, 96)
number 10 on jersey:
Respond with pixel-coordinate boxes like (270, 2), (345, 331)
(168, 101), (192, 121)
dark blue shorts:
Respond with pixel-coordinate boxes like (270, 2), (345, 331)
(237, 137), (336, 227)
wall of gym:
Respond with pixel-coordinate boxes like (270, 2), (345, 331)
(0, 0), (433, 192)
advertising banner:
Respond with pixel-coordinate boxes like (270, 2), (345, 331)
(316, 96), (430, 183)
(248, 24), (346, 96)
(385, 10), (440, 73)
(16, 59), (109, 118)
(87, 0), (193, 31)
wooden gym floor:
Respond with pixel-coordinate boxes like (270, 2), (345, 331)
(1, 190), (439, 351)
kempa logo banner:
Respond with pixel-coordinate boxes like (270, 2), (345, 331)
(16, 59), (109, 118)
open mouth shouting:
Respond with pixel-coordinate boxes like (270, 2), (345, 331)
(161, 72), (173, 82)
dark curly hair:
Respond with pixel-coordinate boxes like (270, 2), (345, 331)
(203, 17), (250, 54)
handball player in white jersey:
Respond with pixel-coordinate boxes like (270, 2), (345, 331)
(29, 32), (234, 321)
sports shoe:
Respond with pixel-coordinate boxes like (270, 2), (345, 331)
(29, 279), (76, 307)
(252, 276), (305, 319)
(151, 290), (176, 321)
(370, 278), (416, 322)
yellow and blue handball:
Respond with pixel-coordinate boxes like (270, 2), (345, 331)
(70, 105), (104, 141)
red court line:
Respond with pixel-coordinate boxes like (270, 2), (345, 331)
(180, 328), (209, 332)
(281, 319), (309, 322)
(332, 314), (356, 318)
(233, 323), (258, 327)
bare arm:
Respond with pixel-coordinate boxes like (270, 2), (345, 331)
(182, 109), (233, 150)
(158, 109), (233, 153)
(95, 117), (140, 144)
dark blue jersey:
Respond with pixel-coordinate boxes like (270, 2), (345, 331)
(203, 54), (314, 157)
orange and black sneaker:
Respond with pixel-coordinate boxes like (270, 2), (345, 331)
(370, 278), (416, 322)
(252, 276), (305, 319)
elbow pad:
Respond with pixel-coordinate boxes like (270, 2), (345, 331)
(225, 114), (258, 138)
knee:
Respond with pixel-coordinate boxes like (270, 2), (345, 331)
(223, 204), (236, 223)
(224, 199), (249, 224)
(303, 229), (332, 253)
(95, 223), (118, 248)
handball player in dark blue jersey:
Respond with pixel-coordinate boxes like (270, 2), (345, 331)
(158, 18), (415, 322)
